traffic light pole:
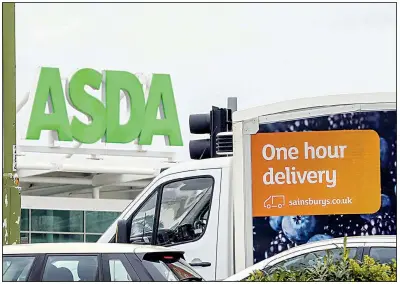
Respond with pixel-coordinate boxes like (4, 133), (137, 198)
(3, 2), (21, 245)
(227, 97), (237, 113)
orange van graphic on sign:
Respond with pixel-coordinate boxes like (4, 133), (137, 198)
(251, 130), (381, 217)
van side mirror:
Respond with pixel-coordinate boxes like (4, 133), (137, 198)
(115, 219), (130, 243)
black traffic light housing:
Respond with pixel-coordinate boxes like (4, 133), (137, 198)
(189, 106), (232, 160)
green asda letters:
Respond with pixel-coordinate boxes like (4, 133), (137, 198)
(26, 67), (183, 146)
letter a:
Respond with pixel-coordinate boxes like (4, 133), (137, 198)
(26, 67), (72, 141)
(139, 74), (183, 146)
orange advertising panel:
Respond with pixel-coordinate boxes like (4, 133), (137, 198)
(251, 130), (381, 217)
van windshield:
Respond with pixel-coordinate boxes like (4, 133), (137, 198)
(129, 177), (213, 245)
(168, 187), (211, 231)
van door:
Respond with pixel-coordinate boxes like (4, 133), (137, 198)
(126, 168), (222, 281)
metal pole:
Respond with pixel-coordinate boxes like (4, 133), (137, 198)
(92, 186), (101, 199)
(3, 2), (21, 245)
(227, 97), (237, 113)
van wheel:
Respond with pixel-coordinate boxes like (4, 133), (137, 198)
(266, 204), (271, 209)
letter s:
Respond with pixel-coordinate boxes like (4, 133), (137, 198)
(68, 68), (106, 144)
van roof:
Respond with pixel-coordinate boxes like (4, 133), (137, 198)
(159, 157), (231, 178)
(233, 92), (396, 122)
(3, 243), (183, 255)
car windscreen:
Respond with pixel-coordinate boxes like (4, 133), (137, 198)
(3, 256), (35, 281)
(138, 252), (203, 281)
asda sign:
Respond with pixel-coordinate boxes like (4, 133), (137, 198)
(26, 67), (183, 146)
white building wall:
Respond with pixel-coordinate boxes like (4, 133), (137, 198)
(22, 196), (132, 212)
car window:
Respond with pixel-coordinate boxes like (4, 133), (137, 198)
(42, 255), (99, 281)
(3, 256), (35, 281)
(369, 247), (396, 264)
(109, 259), (131, 281)
(268, 247), (357, 271)
(102, 254), (138, 282)
(155, 177), (213, 246)
(130, 191), (158, 244)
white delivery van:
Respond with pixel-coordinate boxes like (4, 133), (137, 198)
(98, 92), (397, 281)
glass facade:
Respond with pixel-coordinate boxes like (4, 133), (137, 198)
(31, 209), (84, 233)
(20, 209), (120, 244)
(85, 211), (120, 234)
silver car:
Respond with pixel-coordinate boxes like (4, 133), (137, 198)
(225, 235), (396, 281)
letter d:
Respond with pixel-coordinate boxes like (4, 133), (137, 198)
(263, 168), (275, 185)
(105, 71), (146, 143)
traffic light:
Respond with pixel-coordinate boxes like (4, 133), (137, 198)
(189, 106), (232, 160)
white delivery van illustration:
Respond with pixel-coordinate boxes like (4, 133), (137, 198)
(264, 195), (285, 209)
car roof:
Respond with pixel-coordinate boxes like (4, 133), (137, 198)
(3, 243), (183, 255)
(267, 235), (396, 258)
(225, 235), (396, 281)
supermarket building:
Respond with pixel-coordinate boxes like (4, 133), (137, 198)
(17, 69), (182, 244)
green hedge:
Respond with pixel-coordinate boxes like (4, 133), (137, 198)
(245, 238), (396, 282)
